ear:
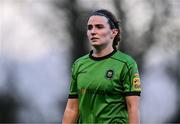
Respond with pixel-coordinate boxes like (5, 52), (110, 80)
(111, 29), (119, 38)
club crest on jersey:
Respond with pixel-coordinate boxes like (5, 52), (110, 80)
(105, 69), (114, 79)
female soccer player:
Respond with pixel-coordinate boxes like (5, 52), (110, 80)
(62, 9), (141, 123)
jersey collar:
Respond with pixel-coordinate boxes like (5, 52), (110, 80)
(89, 49), (117, 61)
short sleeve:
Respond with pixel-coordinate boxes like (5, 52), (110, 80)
(68, 63), (78, 98)
(123, 62), (141, 96)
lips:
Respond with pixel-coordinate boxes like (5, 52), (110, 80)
(91, 37), (99, 40)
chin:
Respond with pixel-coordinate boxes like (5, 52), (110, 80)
(91, 42), (102, 46)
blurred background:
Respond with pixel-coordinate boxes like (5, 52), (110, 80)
(0, 0), (179, 123)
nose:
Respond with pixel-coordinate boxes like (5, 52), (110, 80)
(90, 27), (97, 35)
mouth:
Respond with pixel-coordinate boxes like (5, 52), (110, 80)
(90, 37), (99, 41)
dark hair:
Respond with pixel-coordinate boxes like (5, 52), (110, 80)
(90, 9), (121, 49)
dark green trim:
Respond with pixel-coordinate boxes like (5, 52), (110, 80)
(68, 94), (78, 98)
(124, 91), (141, 96)
(89, 49), (117, 61)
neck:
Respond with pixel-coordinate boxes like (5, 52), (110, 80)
(92, 46), (114, 57)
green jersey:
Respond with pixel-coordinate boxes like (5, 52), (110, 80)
(69, 50), (141, 123)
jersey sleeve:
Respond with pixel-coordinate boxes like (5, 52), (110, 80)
(68, 62), (78, 98)
(123, 61), (141, 96)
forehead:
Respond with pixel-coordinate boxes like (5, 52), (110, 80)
(87, 15), (109, 25)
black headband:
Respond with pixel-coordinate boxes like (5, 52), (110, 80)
(91, 12), (118, 29)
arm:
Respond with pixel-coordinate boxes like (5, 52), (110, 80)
(126, 96), (140, 124)
(62, 98), (79, 124)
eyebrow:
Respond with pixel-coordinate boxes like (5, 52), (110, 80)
(87, 24), (104, 27)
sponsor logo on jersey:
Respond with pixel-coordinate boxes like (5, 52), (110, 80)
(133, 77), (141, 89)
(105, 69), (114, 79)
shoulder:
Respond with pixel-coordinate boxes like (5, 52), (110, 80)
(73, 53), (90, 66)
(112, 50), (137, 67)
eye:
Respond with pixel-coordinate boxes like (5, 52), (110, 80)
(96, 24), (104, 29)
(87, 25), (93, 30)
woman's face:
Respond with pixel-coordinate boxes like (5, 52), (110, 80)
(87, 16), (115, 48)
